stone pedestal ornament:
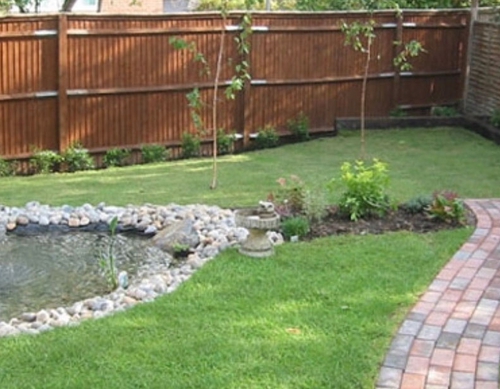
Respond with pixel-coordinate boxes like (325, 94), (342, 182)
(235, 201), (280, 258)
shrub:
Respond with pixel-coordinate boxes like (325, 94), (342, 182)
(426, 190), (465, 224)
(141, 144), (169, 164)
(287, 112), (310, 141)
(402, 195), (433, 215)
(62, 142), (94, 172)
(431, 106), (459, 117)
(255, 125), (279, 149)
(330, 159), (390, 221)
(0, 157), (16, 177)
(491, 109), (500, 129)
(303, 187), (329, 222)
(281, 216), (310, 240)
(389, 106), (407, 117)
(217, 129), (235, 155)
(181, 132), (201, 159)
(30, 149), (62, 174)
(269, 175), (307, 218)
(103, 148), (131, 168)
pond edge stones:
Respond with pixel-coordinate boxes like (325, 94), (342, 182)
(0, 201), (283, 338)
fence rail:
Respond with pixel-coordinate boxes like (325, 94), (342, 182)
(0, 10), (470, 161)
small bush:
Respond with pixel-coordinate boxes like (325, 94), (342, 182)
(491, 109), (500, 129)
(103, 148), (131, 168)
(255, 125), (279, 149)
(217, 129), (235, 155)
(181, 132), (201, 159)
(281, 216), (310, 240)
(389, 106), (407, 117)
(303, 187), (328, 222)
(330, 159), (390, 221)
(30, 149), (62, 174)
(431, 106), (459, 117)
(287, 112), (310, 141)
(141, 144), (169, 164)
(269, 175), (307, 218)
(426, 190), (465, 224)
(62, 142), (94, 172)
(0, 157), (16, 177)
(402, 195), (433, 215)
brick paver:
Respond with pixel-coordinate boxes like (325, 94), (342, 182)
(376, 200), (500, 389)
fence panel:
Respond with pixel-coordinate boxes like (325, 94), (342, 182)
(0, 10), (469, 162)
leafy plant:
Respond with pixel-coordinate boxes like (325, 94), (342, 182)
(426, 190), (465, 224)
(30, 149), (62, 174)
(141, 144), (169, 164)
(98, 216), (119, 291)
(216, 129), (235, 155)
(303, 187), (329, 222)
(181, 132), (201, 159)
(402, 194), (433, 214)
(393, 40), (426, 71)
(0, 157), (16, 177)
(255, 125), (279, 149)
(287, 112), (310, 141)
(431, 106), (459, 117)
(273, 175), (306, 216)
(281, 216), (310, 240)
(330, 159), (390, 221)
(491, 109), (500, 129)
(389, 106), (407, 117)
(103, 148), (131, 168)
(172, 242), (192, 259)
(62, 142), (94, 172)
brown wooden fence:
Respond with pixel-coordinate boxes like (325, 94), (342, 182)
(0, 10), (469, 161)
(465, 18), (500, 117)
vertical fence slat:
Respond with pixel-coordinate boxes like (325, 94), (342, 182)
(58, 14), (68, 152)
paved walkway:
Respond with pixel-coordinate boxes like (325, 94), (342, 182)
(376, 199), (500, 389)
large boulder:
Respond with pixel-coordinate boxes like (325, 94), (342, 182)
(152, 219), (200, 254)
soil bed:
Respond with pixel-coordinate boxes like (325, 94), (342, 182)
(305, 206), (475, 240)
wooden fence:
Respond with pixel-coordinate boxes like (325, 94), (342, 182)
(0, 10), (469, 161)
(465, 17), (500, 117)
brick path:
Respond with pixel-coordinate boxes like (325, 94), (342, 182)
(376, 199), (500, 389)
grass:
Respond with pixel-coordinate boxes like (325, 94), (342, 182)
(0, 231), (470, 389)
(0, 127), (498, 388)
(0, 128), (499, 207)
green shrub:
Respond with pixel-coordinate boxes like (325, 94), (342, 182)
(141, 144), (169, 164)
(281, 216), (310, 240)
(330, 159), (390, 221)
(217, 129), (235, 155)
(426, 190), (465, 224)
(431, 106), (459, 117)
(0, 157), (16, 177)
(255, 125), (279, 149)
(303, 187), (328, 222)
(287, 112), (310, 141)
(389, 106), (407, 117)
(103, 148), (131, 168)
(491, 109), (500, 129)
(62, 142), (94, 172)
(30, 149), (62, 174)
(181, 132), (201, 159)
(402, 195), (433, 214)
(270, 175), (307, 218)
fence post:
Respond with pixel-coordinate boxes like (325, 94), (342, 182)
(57, 13), (69, 153)
(392, 11), (403, 113)
(463, 0), (479, 114)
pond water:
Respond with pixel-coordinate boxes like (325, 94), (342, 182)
(0, 231), (168, 322)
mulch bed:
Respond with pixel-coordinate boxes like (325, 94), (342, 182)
(305, 206), (476, 240)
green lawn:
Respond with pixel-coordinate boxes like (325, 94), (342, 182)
(0, 127), (497, 388)
(0, 128), (499, 207)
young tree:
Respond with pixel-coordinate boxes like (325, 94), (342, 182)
(170, 3), (252, 189)
(341, 15), (425, 159)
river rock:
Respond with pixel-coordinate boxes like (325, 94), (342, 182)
(152, 219), (200, 254)
(0, 324), (20, 337)
(20, 312), (37, 323)
(36, 309), (50, 324)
